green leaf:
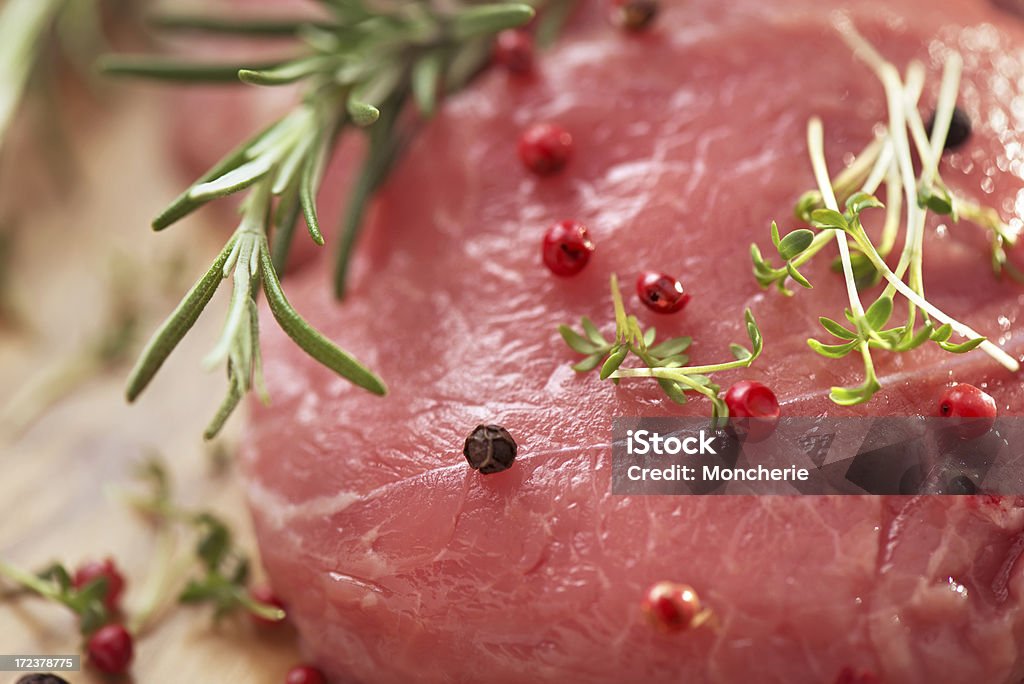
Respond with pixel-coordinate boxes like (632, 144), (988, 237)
(450, 3), (535, 40)
(810, 208), (849, 232)
(179, 579), (220, 604)
(346, 99), (380, 127)
(831, 251), (881, 291)
(238, 56), (334, 86)
(938, 337), (986, 353)
(930, 323), (953, 342)
(770, 221), (781, 248)
(917, 182), (956, 217)
(76, 577), (110, 602)
(78, 602), (108, 636)
(38, 564), (72, 592)
(642, 328), (656, 347)
(270, 183), (302, 272)
(203, 382), (243, 440)
(260, 242), (387, 396)
(534, 0), (574, 47)
(230, 557), (250, 586)
(196, 514), (231, 571)
(572, 353), (604, 373)
(334, 91), (406, 299)
(658, 378), (688, 405)
(864, 296), (894, 330)
(794, 190), (822, 222)
(149, 13), (334, 36)
(751, 244), (787, 289)
(895, 323), (934, 351)
(188, 155), (274, 201)
(580, 317), (607, 346)
(819, 316), (857, 340)
(729, 343), (752, 361)
(648, 336), (692, 358)
(744, 309), (763, 357)
(99, 55), (286, 82)
(786, 261), (812, 289)
(412, 53), (443, 117)
(845, 191), (883, 216)
(599, 345), (629, 380)
(807, 338), (858, 358)
(126, 238), (236, 402)
(777, 229), (814, 260)
(299, 138), (327, 246)
(151, 120), (281, 230)
(829, 378), (880, 406)
(559, 325), (600, 354)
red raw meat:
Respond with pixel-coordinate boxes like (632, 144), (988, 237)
(191, 0), (1024, 681)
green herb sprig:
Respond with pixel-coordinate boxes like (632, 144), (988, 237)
(120, 457), (284, 625)
(751, 16), (1021, 406)
(0, 558), (112, 635)
(560, 274), (763, 421)
(102, 1), (536, 438)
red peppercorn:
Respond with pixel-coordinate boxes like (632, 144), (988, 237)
(285, 665), (327, 684)
(936, 382), (997, 439)
(640, 581), (702, 633)
(249, 585), (287, 626)
(636, 272), (690, 314)
(86, 624), (133, 675)
(518, 123), (573, 176)
(724, 380), (781, 442)
(493, 30), (534, 74)
(609, 0), (660, 31)
(73, 558), (125, 612)
(542, 220), (595, 276)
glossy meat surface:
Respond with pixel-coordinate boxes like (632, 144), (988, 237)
(226, 1), (1024, 681)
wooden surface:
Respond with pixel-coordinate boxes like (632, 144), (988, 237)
(0, 87), (303, 683)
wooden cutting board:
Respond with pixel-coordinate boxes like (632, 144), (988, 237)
(0, 88), (304, 683)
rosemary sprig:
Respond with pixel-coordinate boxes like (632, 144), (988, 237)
(751, 16), (1020, 406)
(560, 275), (763, 421)
(104, 1), (535, 437)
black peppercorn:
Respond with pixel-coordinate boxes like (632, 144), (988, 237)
(463, 425), (517, 474)
(946, 475), (977, 495)
(17, 675), (71, 684)
(927, 106), (972, 151)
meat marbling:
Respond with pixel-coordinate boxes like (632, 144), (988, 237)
(208, 0), (1024, 681)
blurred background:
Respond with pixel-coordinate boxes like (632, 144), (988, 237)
(0, 0), (305, 680)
